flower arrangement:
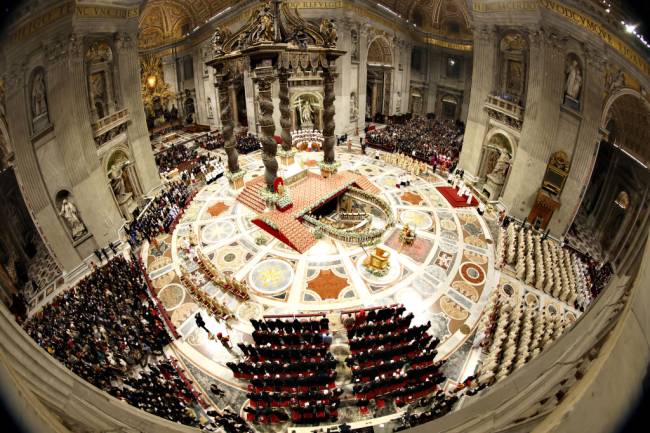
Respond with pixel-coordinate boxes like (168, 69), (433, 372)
(364, 262), (391, 277)
(225, 170), (245, 181)
(318, 160), (341, 171)
(278, 148), (298, 157)
(260, 188), (282, 204)
(313, 227), (324, 239)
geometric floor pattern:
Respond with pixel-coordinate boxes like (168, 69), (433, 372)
(143, 146), (582, 430)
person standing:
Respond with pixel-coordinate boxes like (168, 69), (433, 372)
(195, 312), (210, 334)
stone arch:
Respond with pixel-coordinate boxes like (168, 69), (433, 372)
(367, 36), (393, 66)
(104, 147), (130, 175)
(478, 128), (517, 200)
(439, 93), (459, 120)
(290, 91), (323, 130)
(85, 40), (116, 121)
(104, 147), (140, 219)
(601, 88), (650, 164)
(409, 88), (424, 114)
(0, 114), (13, 170)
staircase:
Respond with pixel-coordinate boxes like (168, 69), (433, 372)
(353, 176), (380, 194)
(252, 215), (316, 254)
(236, 177), (267, 213)
(282, 218), (316, 253)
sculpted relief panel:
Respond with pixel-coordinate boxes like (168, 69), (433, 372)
(30, 67), (51, 135)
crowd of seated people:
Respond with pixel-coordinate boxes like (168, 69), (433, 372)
(496, 218), (604, 310)
(155, 143), (201, 173)
(107, 359), (200, 426)
(126, 181), (193, 248)
(205, 409), (254, 433)
(365, 117), (463, 169)
(476, 291), (569, 385)
(394, 391), (459, 431)
(343, 305), (446, 412)
(229, 316), (339, 425)
(197, 131), (225, 151)
(24, 256), (171, 388)
(565, 245), (613, 299)
(236, 133), (262, 154)
(22, 257), (205, 426)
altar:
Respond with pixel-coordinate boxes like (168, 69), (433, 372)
(292, 129), (323, 152)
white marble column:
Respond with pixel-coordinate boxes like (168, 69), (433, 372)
(47, 34), (122, 248)
(357, 24), (370, 129)
(502, 28), (566, 222)
(551, 48), (606, 236)
(115, 32), (161, 194)
(458, 25), (497, 177)
(5, 61), (78, 270)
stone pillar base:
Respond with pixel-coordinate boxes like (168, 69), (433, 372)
(320, 166), (337, 178)
(230, 177), (245, 189)
(226, 171), (246, 190)
(280, 155), (295, 166)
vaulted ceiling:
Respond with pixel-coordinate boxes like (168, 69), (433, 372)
(138, 0), (472, 50)
(139, 0), (240, 49)
(608, 94), (650, 164)
(376, 0), (472, 35)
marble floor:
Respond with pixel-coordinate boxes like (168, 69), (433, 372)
(143, 146), (580, 429)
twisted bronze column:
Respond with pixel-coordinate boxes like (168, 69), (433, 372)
(255, 66), (278, 191)
(278, 70), (292, 151)
(322, 69), (337, 164)
(216, 73), (240, 174)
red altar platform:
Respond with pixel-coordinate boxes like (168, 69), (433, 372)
(436, 186), (479, 208)
(237, 171), (380, 253)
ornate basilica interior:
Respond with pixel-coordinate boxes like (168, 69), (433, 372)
(1, 1), (650, 433)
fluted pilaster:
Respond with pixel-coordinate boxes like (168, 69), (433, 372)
(459, 25), (497, 176)
(115, 31), (160, 194)
(5, 63), (49, 213)
(48, 33), (96, 185)
(520, 28), (566, 162)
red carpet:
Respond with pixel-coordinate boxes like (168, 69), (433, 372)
(436, 186), (479, 208)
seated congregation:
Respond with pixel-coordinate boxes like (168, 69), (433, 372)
(23, 256), (203, 426)
(365, 118), (463, 171)
(126, 181), (193, 248)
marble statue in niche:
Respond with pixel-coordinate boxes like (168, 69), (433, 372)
(565, 59), (582, 100)
(109, 161), (134, 202)
(351, 29), (359, 62)
(108, 157), (138, 219)
(487, 152), (511, 185)
(300, 98), (314, 126)
(207, 96), (214, 118)
(395, 91), (402, 114)
(350, 92), (358, 120)
(506, 60), (524, 96)
(484, 151), (511, 200)
(59, 197), (87, 240)
(31, 69), (50, 132)
(90, 72), (108, 118)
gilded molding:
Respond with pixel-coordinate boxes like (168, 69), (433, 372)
(473, 0), (650, 77)
(7, 1), (138, 44)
